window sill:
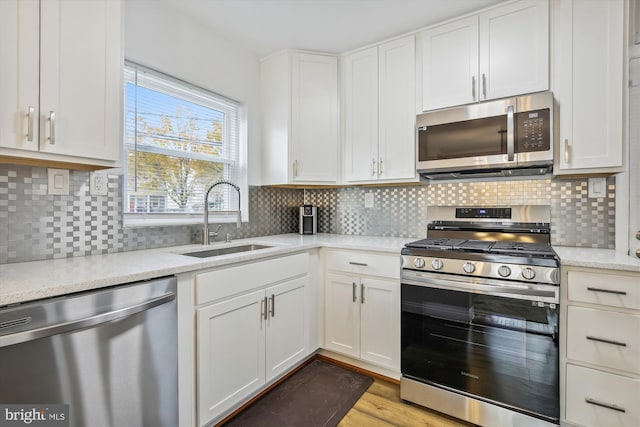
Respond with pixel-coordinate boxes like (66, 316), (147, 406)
(123, 214), (247, 228)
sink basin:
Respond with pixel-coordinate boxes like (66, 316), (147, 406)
(182, 244), (273, 258)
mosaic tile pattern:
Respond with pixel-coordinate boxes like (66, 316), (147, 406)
(0, 165), (302, 264)
(304, 177), (615, 248)
(0, 164), (616, 264)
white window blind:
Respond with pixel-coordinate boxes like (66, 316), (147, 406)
(124, 62), (241, 219)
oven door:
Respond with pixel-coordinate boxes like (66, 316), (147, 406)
(401, 278), (559, 423)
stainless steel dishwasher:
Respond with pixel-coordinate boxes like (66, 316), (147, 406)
(0, 276), (178, 427)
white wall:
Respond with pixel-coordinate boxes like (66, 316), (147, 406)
(124, 0), (262, 186)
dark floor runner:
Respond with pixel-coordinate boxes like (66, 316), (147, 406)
(224, 359), (374, 427)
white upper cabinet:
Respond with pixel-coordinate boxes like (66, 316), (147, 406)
(261, 51), (339, 185)
(420, 16), (479, 111)
(344, 35), (416, 183)
(0, 0), (40, 153)
(554, 0), (624, 173)
(419, 0), (549, 111)
(0, 0), (122, 168)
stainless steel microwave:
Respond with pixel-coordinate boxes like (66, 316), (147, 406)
(416, 91), (554, 181)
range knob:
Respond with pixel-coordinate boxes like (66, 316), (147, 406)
(413, 258), (426, 269)
(463, 262), (476, 274)
(431, 259), (444, 270)
(497, 265), (512, 277)
(522, 267), (536, 280)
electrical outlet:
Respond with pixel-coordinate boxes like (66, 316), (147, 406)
(90, 172), (109, 196)
(588, 177), (606, 199)
(364, 192), (374, 208)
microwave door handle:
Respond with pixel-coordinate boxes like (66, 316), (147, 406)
(506, 105), (515, 162)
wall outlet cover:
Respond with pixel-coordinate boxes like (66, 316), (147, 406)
(364, 192), (374, 208)
(90, 172), (109, 196)
(47, 168), (69, 195)
(588, 177), (607, 199)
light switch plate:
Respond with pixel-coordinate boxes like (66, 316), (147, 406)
(588, 177), (607, 199)
(90, 172), (109, 196)
(47, 168), (69, 195)
(364, 192), (374, 208)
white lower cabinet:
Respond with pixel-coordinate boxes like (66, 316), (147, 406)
(562, 267), (640, 427)
(195, 254), (310, 426)
(324, 250), (400, 372)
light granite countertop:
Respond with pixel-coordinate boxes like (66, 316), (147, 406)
(2, 234), (639, 306)
(0, 233), (416, 306)
(554, 246), (640, 273)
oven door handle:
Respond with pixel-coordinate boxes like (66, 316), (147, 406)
(401, 271), (558, 302)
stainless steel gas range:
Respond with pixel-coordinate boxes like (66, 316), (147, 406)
(400, 206), (560, 427)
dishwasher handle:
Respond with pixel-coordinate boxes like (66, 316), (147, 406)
(0, 292), (175, 348)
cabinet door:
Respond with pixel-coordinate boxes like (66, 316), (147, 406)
(359, 277), (400, 371)
(265, 276), (309, 382)
(0, 0), (39, 151)
(566, 364), (640, 427)
(420, 16), (478, 111)
(556, 0), (623, 172)
(39, 0), (121, 162)
(197, 290), (265, 426)
(479, 0), (549, 101)
(344, 47), (379, 182)
(324, 272), (360, 358)
(291, 53), (338, 183)
(378, 35), (416, 182)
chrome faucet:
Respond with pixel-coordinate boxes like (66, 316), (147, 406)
(203, 180), (241, 245)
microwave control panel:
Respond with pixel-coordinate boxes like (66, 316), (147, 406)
(516, 108), (550, 152)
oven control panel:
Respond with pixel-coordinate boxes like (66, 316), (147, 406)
(456, 207), (511, 219)
(401, 255), (558, 285)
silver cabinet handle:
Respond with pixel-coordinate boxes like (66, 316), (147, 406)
(293, 160), (298, 178)
(360, 283), (365, 304)
(563, 139), (569, 164)
(472, 76), (476, 101)
(0, 292), (175, 348)
(269, 294), (275, 317)
(378, 158), (383, 175)
(48, 111), (56, 145)
(636, 230), (640, 241)
(482, 73), (487, 99)
(372, 158), (376, 176)
(506, 105), (515, 161)
(585, 398), (626, 413)
(586, 287), (627, 296)
(349, 262), (368, 267)
(26, 106), (35, 141)
(352, 282), (357, 303)
(262, 296), (268, 320)
(586, 336), (627, 347)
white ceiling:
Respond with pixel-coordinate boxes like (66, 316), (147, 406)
(158, 0), (506, 57)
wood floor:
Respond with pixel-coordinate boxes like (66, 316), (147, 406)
(339, 378), (474, 427)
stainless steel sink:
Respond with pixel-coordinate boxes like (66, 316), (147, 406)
(182, 244), (273, 258)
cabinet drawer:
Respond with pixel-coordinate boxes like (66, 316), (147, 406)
(195, 252), (309, 305)
(324, 249), (400, 279)
(566, 364), (640, 427)
(567, 306), (640, 374)
(567, 270), (640, 310)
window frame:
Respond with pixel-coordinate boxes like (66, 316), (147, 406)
(122, 61), (248, 228)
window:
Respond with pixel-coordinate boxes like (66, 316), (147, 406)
(124, 62), (243, 224)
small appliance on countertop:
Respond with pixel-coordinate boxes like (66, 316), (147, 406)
(299, 205), (317, 235)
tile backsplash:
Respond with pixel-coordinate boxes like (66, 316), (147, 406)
(0, 164), (615, 264)
(303, 177), (615, 249)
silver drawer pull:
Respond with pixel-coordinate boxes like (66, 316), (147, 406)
(586, 336), (627, 347)
(585, 398), (626, 413)
(586, 287), (627, 296)
(349, 262), (368, 267)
